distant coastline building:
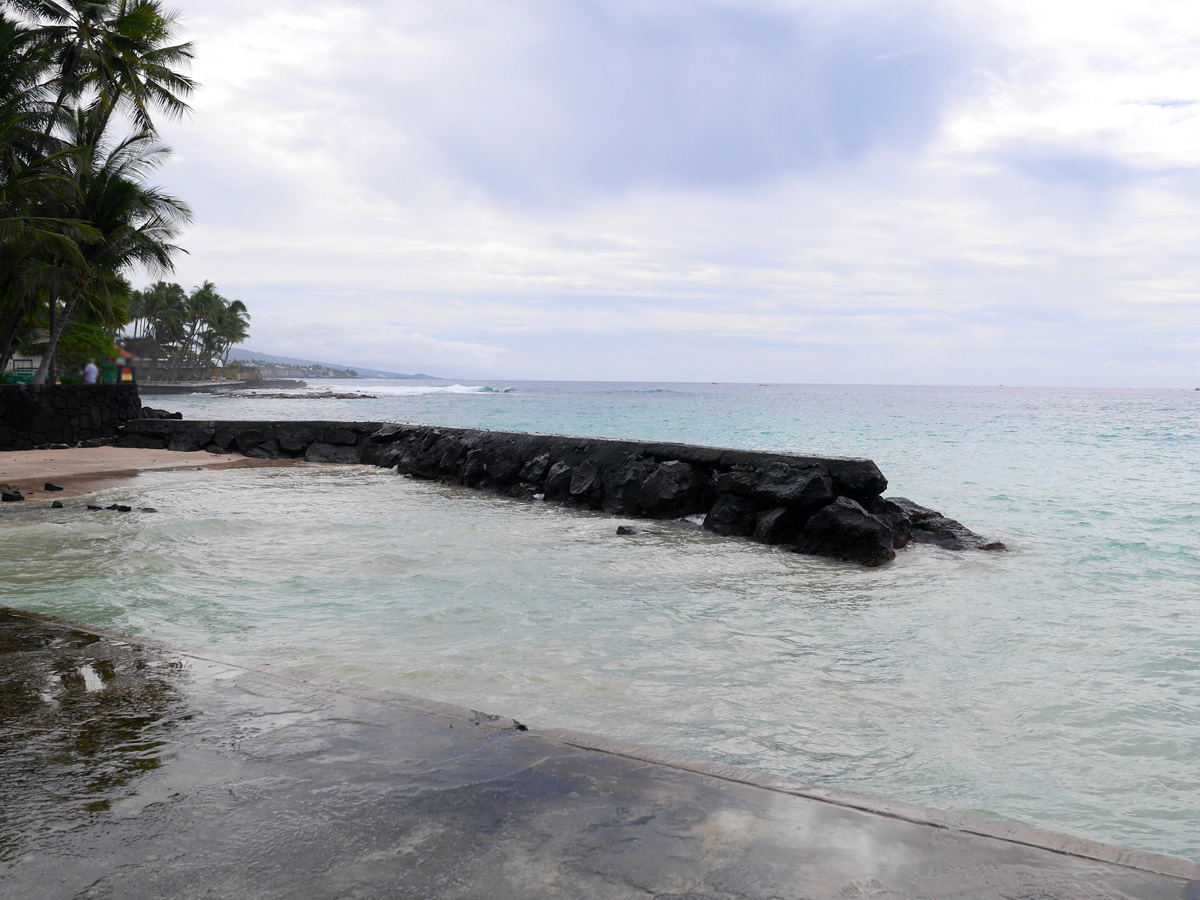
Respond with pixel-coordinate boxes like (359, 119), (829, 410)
(259, 365), (307, 379)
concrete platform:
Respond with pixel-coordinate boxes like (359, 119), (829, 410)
(2, 608), (1197, 899)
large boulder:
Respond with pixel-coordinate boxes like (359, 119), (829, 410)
(322, 425), (359, 446)
(704, 494), (761, 537)
(167, 432), (201, 453)
(795, 497), (896, 567)
(543, 461), (573, 500)
(370, 423), (406, 443)
(887, 498), (1004, 551)
(752, 463), (835, 513)
(210, 428), (238, 451)
(639, 460), (706, 517)
(519, 451), (552, 484)
(824, 459), (889, 503)
(483, 448), (522, 484)
(714, 468), (757, 496)
(753, 506), (809, 545)
(862, 496), (914, 549)
(305, 442), (362, 464)
(278, 427), (318, 455)
(243, 439), (281, 459)
(436, 441), (466, 475)
(568, 460), (602, 506)
(233, 429), (268, 455)
(606, 456), (656, 515)
(460, 449), (487, 486)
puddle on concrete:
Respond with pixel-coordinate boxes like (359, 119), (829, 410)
(0, 610), (190, 861)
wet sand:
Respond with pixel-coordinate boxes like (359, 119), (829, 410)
(1, 607), (1197, 899)
(0, 446), (292, 499)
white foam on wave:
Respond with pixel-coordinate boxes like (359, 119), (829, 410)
(355, 383), (513, 397)
(230, 383), (514, 398)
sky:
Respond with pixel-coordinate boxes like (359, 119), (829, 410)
(150, 0), (1200, 385)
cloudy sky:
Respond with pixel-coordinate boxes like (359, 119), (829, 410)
(152, 0), (1200, 385)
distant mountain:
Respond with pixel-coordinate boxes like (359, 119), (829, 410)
(228, 348), (437, 379)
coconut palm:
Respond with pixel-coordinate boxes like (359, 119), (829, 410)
(0, 10), (96, 372)
(123, 280), (249, 376)
(160, 279), (222, 376)
(32, 101), (189, 383)
(14, 0), (195, 136)
(206, 296), (249, 366)
(126, 277), (183, 345)
(1, 1), (195, 378)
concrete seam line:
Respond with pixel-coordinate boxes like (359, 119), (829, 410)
(538, 728), (1200, 882)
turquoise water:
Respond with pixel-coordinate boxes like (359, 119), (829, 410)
(3, 381), (1199, 860)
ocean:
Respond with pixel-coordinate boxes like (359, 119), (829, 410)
(3, 380), (1198, 860)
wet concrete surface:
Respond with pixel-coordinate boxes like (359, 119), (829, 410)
(2, 608), (1197, 899)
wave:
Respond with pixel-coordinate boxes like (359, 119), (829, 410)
(305, 383), (514, 398)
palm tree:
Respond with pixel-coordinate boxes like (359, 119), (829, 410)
(14, 0), (195, 137)
(209, 296), (248, 365)
(32, 101), (189, 383)
(0, 10), (96, 373)
(0, 0), (195, 380)
(126, 277), (182, 344)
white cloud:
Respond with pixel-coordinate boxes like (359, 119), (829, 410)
(143, 0), (1200, 385)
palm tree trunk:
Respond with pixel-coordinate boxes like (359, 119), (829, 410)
(33, 275), (92, 385)
(46, 298), (56, 382)
(166, 317), (203, 381)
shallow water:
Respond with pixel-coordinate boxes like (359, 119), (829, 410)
(3, 382), (1199, 860)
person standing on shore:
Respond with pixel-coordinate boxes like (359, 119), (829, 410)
(83, 359), (99, 385)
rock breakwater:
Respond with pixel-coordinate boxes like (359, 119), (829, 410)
(115, 419), (1003, 566)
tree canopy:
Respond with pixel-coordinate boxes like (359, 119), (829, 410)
(126, 279), (249, 375)
(0, 1), (244, 383)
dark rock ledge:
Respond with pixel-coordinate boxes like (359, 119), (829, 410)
(115, 419), (1004, 567)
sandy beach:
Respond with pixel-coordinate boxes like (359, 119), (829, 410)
(0, 446), (290, 500)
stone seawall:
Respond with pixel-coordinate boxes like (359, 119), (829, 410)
(0, 384), (142, 451)
(116, 419), (1003, 566)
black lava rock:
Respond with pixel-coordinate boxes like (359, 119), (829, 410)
(704, 494), (761, 537)
(639, 460), (706, 517)
(862, 496), (915, 549)
(323, 426), (359, 446)
(50, 500), (64, 509)
(753, 506), (810, 545)
(887, 497), (1004, 551)
(304, 442), (362, 464)
(278, 428), (317, 455)
(167, 433), (201, 453)
(44, 482), (64, 492)
(370, 423), (405, 443)
(2, 489), (24, 502)
(795, 497), (897, 567)
(543, 462), (574, 500)
(568, 461), (602, 505)
(753, 463), (835, 513)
